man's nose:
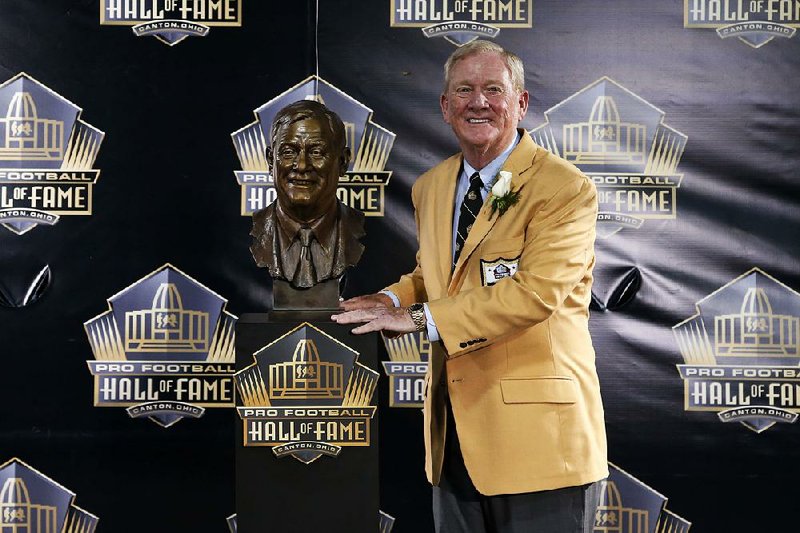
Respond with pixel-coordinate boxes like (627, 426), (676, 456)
(294, 150), (310, 172)
(467, 89), (489, 108)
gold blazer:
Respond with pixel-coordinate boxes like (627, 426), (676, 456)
(385, 131), (608, 495)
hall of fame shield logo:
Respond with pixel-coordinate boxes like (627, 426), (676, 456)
(594, 463), (690, 533)
(531, 77), (687, 238)
(0, 73), (103, 236)
(100, 0), (242, 46)
(232, 76), (394, 218)
(382, 332), (431, 408)
(390, 0), (532, 46)
(85, 264), (236, 428)
(685, 0), (798, 48)
(0, 458), (98, 533)
(675, 268), (800, 433)
(235, 323), (378, 464)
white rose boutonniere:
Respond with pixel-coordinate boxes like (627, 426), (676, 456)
(488, 170), (522, 219)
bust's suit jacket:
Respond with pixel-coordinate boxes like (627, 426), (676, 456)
(385, 131), (608, 496)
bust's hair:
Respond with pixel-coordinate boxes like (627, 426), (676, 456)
(443, 40), (525, 93)
(270, 99), (347, 152)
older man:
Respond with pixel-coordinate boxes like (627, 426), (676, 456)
(333, 41), (606, 532)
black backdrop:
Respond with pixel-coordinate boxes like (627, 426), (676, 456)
(1, 1), (800, 531)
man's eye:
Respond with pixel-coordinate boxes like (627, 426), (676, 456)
(455, 87), (472, 96)
(310, 148), (325, 157)
(486, 86), (503, 95)
(280, 148), (297, 158)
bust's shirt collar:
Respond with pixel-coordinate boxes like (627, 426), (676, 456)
(275, 202), (337, 255)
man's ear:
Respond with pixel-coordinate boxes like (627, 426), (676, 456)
(340, 147), (352, 176)
(440, 93), (450, 124)
(266, 145), (273, 172)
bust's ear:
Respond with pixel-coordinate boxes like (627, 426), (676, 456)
(340, 147), (352, 176)
(266, 145), (274, 172)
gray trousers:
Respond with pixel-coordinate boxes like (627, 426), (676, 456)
(433, 402), (601, 533)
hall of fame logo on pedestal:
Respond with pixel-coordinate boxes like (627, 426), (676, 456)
(390, 0), (532, 45)
(531, 77), (687, 238)
(675, 268), (800, 433)
(382, 332), (431, 408)
(0, 458), (98, 533)
(685, 0), (798, 47)
(85, 264), (236, 428)
(232, 76), (394, 218)
(0, 73), (103, 236)
(593, 463), (690, 533)
(100, 0), (241, 46)
(235, 323), (378, 464)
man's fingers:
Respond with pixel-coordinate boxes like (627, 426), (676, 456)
(339, 293), (392, 311)
(331, 309), (379, 324)
(339, 298), (374, 311)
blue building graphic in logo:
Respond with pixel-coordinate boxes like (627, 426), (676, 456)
(0, 73), (103, 235)
(85, 264), (237, 427)
(236, 323), (378, 463)
(594, 463), (690, 533)
(531, 77), (686, 237)
(0, 458), (98, 533)
(675, 268), (800, 433)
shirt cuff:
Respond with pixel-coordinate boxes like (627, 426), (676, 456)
(423, 303), (440, 342)
(379, 290), (401, 307)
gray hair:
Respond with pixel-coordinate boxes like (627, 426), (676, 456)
(443, 40), (525, 93)
(270, 99), (347, 152)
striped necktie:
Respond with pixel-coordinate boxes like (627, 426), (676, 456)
(454, 171), (484, 267)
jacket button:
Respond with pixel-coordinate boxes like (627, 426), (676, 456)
(459, 342), (467, 348)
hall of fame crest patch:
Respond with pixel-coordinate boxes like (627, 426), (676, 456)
(382, 331), (431, 408)
(594, 463), (691, 533)
(0, 73), (103, 236)
(100, 0), (242, 46)
(685, 0), (798, 48)
(390, 0), (532, 46)
(480, 256), (519, 286)
(675, 268), (800, 433)
(235, 323), (378, 464)
(531, 77), (687, 238)
(85, 264), (236, 428)
(0, 458), (98, 533)
(232, 76), (394, 218)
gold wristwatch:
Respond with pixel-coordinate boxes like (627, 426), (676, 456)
(407, 303), (426, 332)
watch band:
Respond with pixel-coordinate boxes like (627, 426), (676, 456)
(407, 303), (426, 332)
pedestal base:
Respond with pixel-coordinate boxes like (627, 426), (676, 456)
(235, 313), (379, 533)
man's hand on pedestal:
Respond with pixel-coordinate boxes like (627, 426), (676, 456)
(338, 293), (394, 311)
(332, 305), (417, 335)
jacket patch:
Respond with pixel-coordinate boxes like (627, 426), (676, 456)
(480, 256), (519, 286)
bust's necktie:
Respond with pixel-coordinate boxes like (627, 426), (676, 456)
(294, 227), (317, 288)
(454, 171), (484, 267)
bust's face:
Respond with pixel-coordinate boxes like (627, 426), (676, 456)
(271, 117), (345, 223)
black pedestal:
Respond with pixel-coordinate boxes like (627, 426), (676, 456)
(235, 313), (379, 533)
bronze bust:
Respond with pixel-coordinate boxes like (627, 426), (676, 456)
(250, 100), (365, 309)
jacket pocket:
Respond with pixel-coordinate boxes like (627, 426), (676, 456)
(500, 376), (577, 404)
(481, 236), (523, 256)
